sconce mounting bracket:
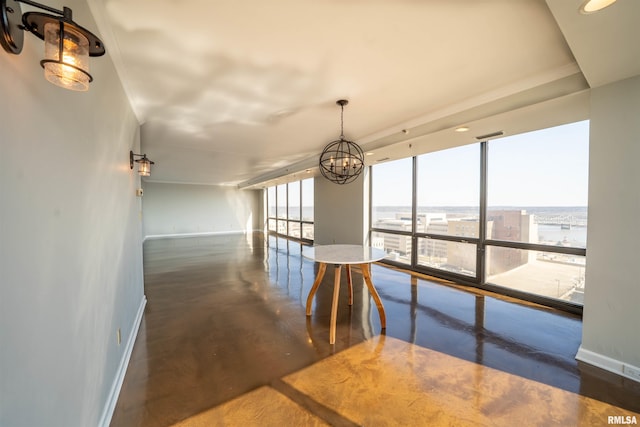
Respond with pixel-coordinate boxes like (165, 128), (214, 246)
(23, 11), (105, 56)
(1, 0), (105, 56)
(1, 0), (24, 54)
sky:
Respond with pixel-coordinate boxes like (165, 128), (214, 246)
(371, 120), (590, 207)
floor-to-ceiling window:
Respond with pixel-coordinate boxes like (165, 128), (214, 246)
(267, 186), (277, 233)
(370, 121), (588, 312)
(416, 144), (480, 279)
(277, 183), (287, 235)
(266, 178), (314, 243)
(301, 178), (314, 240)
(287, 180), (301, 238)
(485, 121), (588, 305)
(371, 157), (413, 266)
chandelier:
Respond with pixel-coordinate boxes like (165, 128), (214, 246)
(319, 100), (364, 185)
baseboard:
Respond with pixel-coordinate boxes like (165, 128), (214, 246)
(143, 230), (249, 241)
(98, 295), (147, 427)
(576, 345), (640, 383)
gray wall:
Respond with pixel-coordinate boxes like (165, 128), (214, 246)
(578, 74), (640, 374)
(0, 0), (145, 425)
(142, 182), (262, 238)
(314, 171), (369, 245)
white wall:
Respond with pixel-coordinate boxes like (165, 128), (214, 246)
(314, 171), (368, 245)
(577, 75), (640, 378)
(142, 182), (262, 238)
(0, 0), (145, 425)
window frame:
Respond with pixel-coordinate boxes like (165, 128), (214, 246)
(369, 123), (588, 314)
(266, 179), (314, 244)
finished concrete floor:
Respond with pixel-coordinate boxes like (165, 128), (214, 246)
(110, 233), (640, 426)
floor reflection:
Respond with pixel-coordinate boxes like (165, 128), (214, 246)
(110, 233), (640, 427)
(264, 235), (639, 412)
(266, 235), (581, 389)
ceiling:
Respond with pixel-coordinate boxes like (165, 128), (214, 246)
(86, 0), (640, 187)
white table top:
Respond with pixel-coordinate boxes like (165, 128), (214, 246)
(302, 244), (387, 265)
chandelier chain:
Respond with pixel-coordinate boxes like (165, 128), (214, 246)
(340, 103), (345, 138)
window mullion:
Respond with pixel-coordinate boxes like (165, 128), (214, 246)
(478, 141), (488, 285)
(411, 156), (418, 267)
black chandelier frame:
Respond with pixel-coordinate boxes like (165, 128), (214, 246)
(319, 100), (365, 185)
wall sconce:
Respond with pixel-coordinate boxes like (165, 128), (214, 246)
(1, 0), (105, 91)
(130, 151), (155, 177)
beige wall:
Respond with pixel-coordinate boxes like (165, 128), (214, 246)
(0, 1), (145, 425)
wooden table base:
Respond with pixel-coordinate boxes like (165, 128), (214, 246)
(306, 263), (386, 344)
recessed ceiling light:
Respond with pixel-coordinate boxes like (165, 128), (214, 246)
(579, 0), (617, 14)
(366, 152), (374, 156)
(455, 126), (470, 132)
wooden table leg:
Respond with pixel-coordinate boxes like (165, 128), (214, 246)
(306, 262), (327, 316)
(360, 263), (386, 329)
(346, 264), (353, 306)
(330, 264), (342, 344)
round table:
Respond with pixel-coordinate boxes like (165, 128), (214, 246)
(302, 244), (388, 344)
